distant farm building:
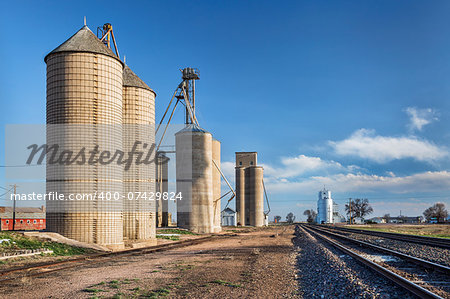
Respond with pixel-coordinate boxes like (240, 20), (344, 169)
(386, 216), (423, 224)
(0, 206), (46, 230)
(221, 208), (237, 226)
(367, 217), (386, 224)
(367, 216), (424, 224)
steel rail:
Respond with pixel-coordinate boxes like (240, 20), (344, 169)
(320, 225), (450, 249)
(300, 225), (443, 299)
(306, 225), (450, 275)
(0, 234), (236, 283)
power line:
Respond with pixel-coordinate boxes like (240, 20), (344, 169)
(258, 194), (449, 204)
(333, 195), (449, 201)
(0, 187), (13, 198)
(0, 164), (41, 167)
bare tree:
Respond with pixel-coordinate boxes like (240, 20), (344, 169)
(423, 203), (448, 223)
(286, 212), (296, 224)
(303, 209), (317, 223)
(345, 198), (373, 221)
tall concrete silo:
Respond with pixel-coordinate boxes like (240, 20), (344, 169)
(45, 25), (124, 249)
(245, 166), (264, 227)
(235, 167), (246, 226)
(235, 152), (258, 226)
(156, 152), (170, 227)
(212, 138), (222, 233)
(122, 65), (156, 244)
(176, 124), (213, 233)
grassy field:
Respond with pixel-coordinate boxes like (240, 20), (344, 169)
(0, 231), (91, 256)
(156, 228), (198, 241)
(157, 228), (197, 235)
(344, 224), (450, 239)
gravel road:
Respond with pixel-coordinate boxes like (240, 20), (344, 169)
(0, 227), (298, 298)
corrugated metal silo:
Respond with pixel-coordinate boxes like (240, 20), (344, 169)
(317, 189), (333, 224)
(176, 124), (213, 233)
(45, 25), (124, 249)
(122, 65), (156, 243)
(245, 166), (264, 227)
(211, 138), (222, 233)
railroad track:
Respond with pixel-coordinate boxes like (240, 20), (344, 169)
(308, 225), (450, 275)
(317, 225), (450, 249)
(300, 224), (449, 299)
(0, 234), (236, 284)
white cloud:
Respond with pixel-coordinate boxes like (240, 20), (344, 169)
(221, 153), (449, 217)
(261, 155), (345, 178)
(330, 129), (447, 163)
(265, 171), (450, 195)
(223, 153), (450, 196)
(405, 107), (438, 131)
(221, 161), (235, 179)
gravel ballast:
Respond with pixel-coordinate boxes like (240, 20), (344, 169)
(323, 227), (450, 267)
(294, 226), (415, 299)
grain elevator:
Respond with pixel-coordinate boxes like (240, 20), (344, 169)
(235, 152), (265, 226)
(45, 24), (157, 249)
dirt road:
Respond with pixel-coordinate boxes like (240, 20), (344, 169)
(0, 226), (298, 298)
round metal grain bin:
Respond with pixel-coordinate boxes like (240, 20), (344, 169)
(244, 166), (264, 227)
(176, 124), (213, 233)
(211, 138), (222, 233)
(122, 65), (156, 243)
(45, 26), (124, 249)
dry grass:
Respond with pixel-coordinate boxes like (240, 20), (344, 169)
(346, 224), (450, 238)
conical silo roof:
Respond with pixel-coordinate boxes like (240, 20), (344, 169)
(123, 65), (155, 94)
(44, 25), (122, 64)
(176, 124), (210, 135)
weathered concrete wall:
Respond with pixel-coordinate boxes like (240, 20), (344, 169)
(235, 167), (246, 226)
(245, 166), (264, 227)
(156, 153), (169, 227)
(235, 152), (257, 167)
(212, 138), (222, 233)
(176, 126), (213, 233)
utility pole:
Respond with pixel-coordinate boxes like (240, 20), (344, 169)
(348, 198), (352, 225)
(12, 184), (16, 231)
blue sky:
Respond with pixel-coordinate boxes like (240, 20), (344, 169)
(1, 0), (449, 220)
